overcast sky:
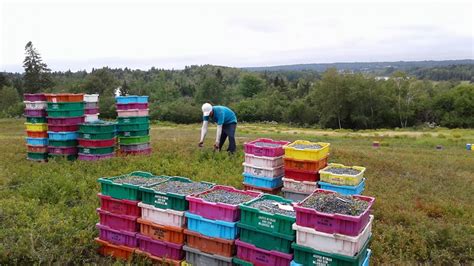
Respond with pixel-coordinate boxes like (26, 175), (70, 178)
(1, 0), (472, 72)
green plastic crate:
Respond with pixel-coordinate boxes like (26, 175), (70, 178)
(78, 146), (114, 155)
(237, 222), (295, 253)
(119, 135), (150, 145)
(47, 102), (85, 111)
(117, 116), (149, 124)
(78, 131), (116, 140)
(47, 109), (85, 118)
(97, 171), (169, 200)
(140, 177), (214, 211)
(48, 139), (78, 147)
(26, 117), (47, 123)
(232, 257), (254, 266)
(48, 154), (77, 161)
(79, 121), (116, 133)
(117, 122), (149, 132)
(292, 237), (370, 266)
(239, 195), (296, 236)
(117, 129), (149, 137)
(27, 152), (48, 160)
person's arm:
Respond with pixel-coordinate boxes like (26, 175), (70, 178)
(215, 125), (223, 144)
(199, 120), (208, 143)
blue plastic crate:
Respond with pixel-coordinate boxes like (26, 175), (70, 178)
(467, 144), (472, 150)
(318, 178), (366, 196)
(185, 212), (238, 240)
(26, 137), (48, 146)
(115, 95), (149, 104)
(242, 173), (283, 189)
(363, 249), (372, 266)
(290, 260), (303, 266)
(48, 131), (79, 141)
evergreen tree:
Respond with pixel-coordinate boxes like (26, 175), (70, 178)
(22, 41), (53, 93)
(119, 80), (131, 96)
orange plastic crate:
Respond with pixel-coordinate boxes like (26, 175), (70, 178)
(27, 145), (48, 153)
(95, 237), (135, 260)
(26, 131), (48, 138)
(184, 229), (235, 257)
(45, 93), (84, 102)
(284, 156), (328, 172)
(138, 218), (185, 244)
(135, 250), (182, 266)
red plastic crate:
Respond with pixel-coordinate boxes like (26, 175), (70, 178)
(284, 168), (319, 182)
(48, 124), (80, 132)
(294, 189), (375, 237)
(27, 145), (48, 153)
(136, 233), (184, 260)
(186, 185), (261, 222)
(79, 138), (116, 147)
(284, 156), (328, 172)
(235, 239), (293, 266)
(45, 93), (84, 102)
(243, 183), (282, 195)
(95, 237), (135, 260)
(98, 193), (140, 217)
(97, 208), (139, 232)
(26, 131), (48, 138)
(244, 138), (290, 157)
(96, 223), (138, 248)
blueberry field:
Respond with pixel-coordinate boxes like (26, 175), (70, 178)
(0, 118), (473, 264)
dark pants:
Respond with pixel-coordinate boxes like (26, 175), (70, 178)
(219, 123), (237, 153)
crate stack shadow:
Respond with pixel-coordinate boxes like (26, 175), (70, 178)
(46, 93), (85, 161)
(24, 93), (49, 162)
(242, 138), (290, 195)
(78, 121), (117, 161)
(84, 94), (100, 122)
(116, 95), (151, 156)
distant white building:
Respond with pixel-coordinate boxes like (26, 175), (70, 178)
(375, 76), (390, 81)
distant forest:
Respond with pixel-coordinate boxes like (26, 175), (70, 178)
(1, 43), (473, 129)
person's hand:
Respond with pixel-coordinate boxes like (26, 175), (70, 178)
(198, 141), (204, 148)
(213, 142), (220, 151)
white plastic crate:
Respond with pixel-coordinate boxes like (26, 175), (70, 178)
(242, 163), (284, 178)
(138, 202), (186, 227)
(85, 114), (99, 122)
(282, 177), (317, 194)
(292, 215), (373, 257)
(84, 94), (99, 102)
(244, 154), (283, 168)
(24, 101), (47, 110)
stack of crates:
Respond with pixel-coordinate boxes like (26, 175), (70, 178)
(282, 140), (330, 202)
(291, 189), (374, 266)
(137, 177), (214, 265)
(318, 163), (366, 196)
(78, 121), (117, 161)
(84, 94), (100, 122)
(242, 138), (290, 195)
(24, 93), (48, 162)
(184, 186), (261, 265)
(45, 93), (85, 161)
(233, 195), (295, 266)
(96, 171), (170, 261)
(116, 95), (151, 156)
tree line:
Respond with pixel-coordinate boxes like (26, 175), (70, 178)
(1, 42), (473, 129)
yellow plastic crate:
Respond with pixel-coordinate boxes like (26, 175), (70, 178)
(24, 123), (48, 132)
(319, 163), (366, 186)
(181, 261), (191, 266)
(283, 140), (330, 161)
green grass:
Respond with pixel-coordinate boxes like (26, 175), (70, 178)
(0, 119), (473, 264)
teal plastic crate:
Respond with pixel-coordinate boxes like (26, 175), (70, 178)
(238, 222), (294, 253)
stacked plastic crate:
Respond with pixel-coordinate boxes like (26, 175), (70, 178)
(291, 189), (374, 266)
(78, 121), (117, 161)
(84, 94), (100, 122)
(45, 94), (85, 161)
(184, 186), (261, 266)
(96, 171), (170, 261)
(242, 138), (290, 195)
(24, 93), (49, 162)
(318, 164), (366, 195)
(282, 140), (330, 202)
(137, 177), (214, 265)
(116, 96), (151, 156)
(233, 195), (295, 266)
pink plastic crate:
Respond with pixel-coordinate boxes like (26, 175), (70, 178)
(48, 146), (78, 155)
(47, 117), (85, 125)
(117, 109), (149, 117)
(96, 208), (138, 232)
(24, 109), (47, 117)
(136, 233), (184, 260)
(85, 107), (99, 114)
(235, 239), (293, 266)
(24, 93), (46, 101)
(98, 193), (140, 217)
(48, 124), (80, 132)
(96, 223), (138, 247)
(186, 185), (261, 222)
(294, 189), (375, 237)
(244, 138), (290, 157)
(78, 153), (115, 161)
(118, 148), (151, 156)
(117, 103), (149, 110)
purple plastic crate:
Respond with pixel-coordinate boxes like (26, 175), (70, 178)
(294, 189), (375, 237)
(236, 239), (293, 266)
(244, 138), (290, 157)
(97, 208), (138, 232)
(48, 146), (78, 155)
(85, 107), (99, 114)
(136, 233), (184, 260)
(25, 109), (47, 117)
(96, 223), (138, 247)
(186, 185), (261, 222)
(119, 143), (151, 151)
(47, 117), (85, 125)
(78, 152), (115, 161)
(116, 103), (149, 110)
(24, 93), (46, 101)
